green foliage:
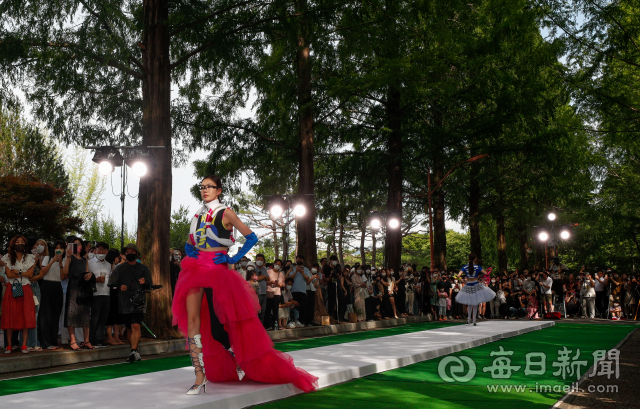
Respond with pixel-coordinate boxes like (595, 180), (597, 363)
(401, 230), (471, 271)
(65, 146), (107, 223)
(83, 213), (137, 251)
(0, 174), (81, 247)
(169, 205), (191, 252)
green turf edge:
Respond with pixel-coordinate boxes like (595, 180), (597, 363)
(0, 321), (461, 396)
(255, 323), (635, 409)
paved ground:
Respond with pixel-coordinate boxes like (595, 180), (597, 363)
(560, 326), (639, 409)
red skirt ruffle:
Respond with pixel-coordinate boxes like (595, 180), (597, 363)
(172, 254), (318, 393)
(1, 284), (36, 330)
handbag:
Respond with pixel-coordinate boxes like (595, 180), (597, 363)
(12, 279), (24, 298)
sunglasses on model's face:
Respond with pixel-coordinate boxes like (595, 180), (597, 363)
(199, 184), (220, 191)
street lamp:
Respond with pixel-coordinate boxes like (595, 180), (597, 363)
(293, 203), (306, 217)
(270, 204), (284, 219)
(538, 232), (549, 242)
(264, 194), (314, 259)
(86, 145), (164, 251)
(548, 213), (556, 221)
(560, 230), (570, 240)
(388, 217), (400, 229)
(534, 210), (575, 269)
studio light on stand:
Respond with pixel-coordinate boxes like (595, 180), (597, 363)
(91, 147), (124, 176)
(293, 203), (306, 217)
(547, 212), (557, 221)
(538, 231), (549, 242)
(125, 148), (156, 178)
(560, 230), (571, 240)
(369, 212), (382, 230)
(388, 217), (400, 229)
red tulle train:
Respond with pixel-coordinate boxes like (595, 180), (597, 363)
(172, 253), (318, 393)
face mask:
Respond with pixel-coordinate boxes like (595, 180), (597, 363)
(96, 254), (106, 261)
(311, 268), (317, 273)
(381, 273), (386, 277)
(256, 261), (264, 267)
(15, 244), (26, 253)
(274, 265), (281, 271)
(88, 253), (96, 260)
(125, 253), (137, 262)
(248, 267), (255, 272)
(332, 261), (338, 266)
(36, 245), (45, 254)
(366, 269), (371, 273)
(241, 261), (248, 267)
(356, 269), (361, 274)
(297, 261), (303, 266)
(491, 280), (495, 283)
(286, 285), (292, 290)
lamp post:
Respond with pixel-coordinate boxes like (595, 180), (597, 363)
(87, 145), (164, 251)
(266, 194), (313, 260)
(534, 211), (575, 269)
(405, 154), (488, 271)
(367, 211), (401, 269)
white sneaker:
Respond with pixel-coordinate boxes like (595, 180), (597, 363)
(295, 321), (305, 328)
(286, 322), (296, 329)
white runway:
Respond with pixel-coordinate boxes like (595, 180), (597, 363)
(5, 320), (554, 409)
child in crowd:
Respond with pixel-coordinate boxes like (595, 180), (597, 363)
(437, 288), (448, 321)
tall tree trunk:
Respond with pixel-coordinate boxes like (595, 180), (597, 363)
(360, 223), (366, 266)
(294, 0), (317, 267)
(372, 231), (377, 267)
(469, 166), (482, 264)
(518, 225), (529, 271)
(282, 222), (288, 261)
(273, 221), (280, 260)
(331, 223), (338, 256)
(138, 0), (177, 337)
(432, 137), (447, 270)
(496, 213), (507, 273)
(338, 224), (345, 267)
(384, 86), (403, 271)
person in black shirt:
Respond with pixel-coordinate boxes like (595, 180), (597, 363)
(170, 249), (181, 296)
(107, 243), (152, 363)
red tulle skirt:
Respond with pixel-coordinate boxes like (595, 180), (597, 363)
(172, 253), (317, 393)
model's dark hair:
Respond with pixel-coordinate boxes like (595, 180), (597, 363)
(201, 175), (223, 190)
(468, 253), (476, 273)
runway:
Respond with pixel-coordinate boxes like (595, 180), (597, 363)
(3, 320), (554, 409)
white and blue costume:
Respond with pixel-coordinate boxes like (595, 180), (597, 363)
(455, 264), (496, 306)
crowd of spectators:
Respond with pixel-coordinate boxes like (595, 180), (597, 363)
(1, 235), (151, 362)
(3, 236), (637, 359)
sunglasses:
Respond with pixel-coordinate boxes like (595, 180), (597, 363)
(199, 184), (220, 191)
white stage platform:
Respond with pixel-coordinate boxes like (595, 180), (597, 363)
(6, 320), (554, 409)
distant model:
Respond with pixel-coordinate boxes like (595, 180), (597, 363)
(455, 254), (496, 326)
(171, 175), (318, 395)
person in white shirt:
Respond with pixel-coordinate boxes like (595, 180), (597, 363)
(539, 271), (554, 313)
(38, 241), (67, 350)
(89, 242), (112, 347)
(265, 259), (285, 330)
(594, 269), (607, 318)
(580, 273), (596, 318)
(1, 235), (37, 354)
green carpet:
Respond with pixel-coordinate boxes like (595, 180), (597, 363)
(257, 323), (635, 409)
(0, 321), (460, 396)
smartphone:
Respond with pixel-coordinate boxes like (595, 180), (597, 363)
(67, 243), (79, 254)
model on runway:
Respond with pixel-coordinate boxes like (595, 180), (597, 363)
(171, 175), (318, 395)
(455, 254), (496, 326)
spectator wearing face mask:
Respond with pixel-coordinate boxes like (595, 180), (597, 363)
(265, 258), (284, 330)
(247, 270), (259, 294)
(489, 276), (501, 319)
(2, 235), (37, 354)
(24, 239), (48, 351)
(104, 248), (125, 345)
(38, 240), (67, 349)
(396, 269), (408, 318)
(279, 278), (299, 329)
(170, 249), (182, 296)
(326, 255), (341, 321)
(350, 265), (367, 322)
(252, 255), (270, 328)
(89, 242), (112, 347)
(309, 262), (328, 325)
(63, 236), (95, 350)
(580, 273), (596, 318)
(288, 255), (312, 327)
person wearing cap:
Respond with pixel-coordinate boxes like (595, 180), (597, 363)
(107, 243), (152, 362)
